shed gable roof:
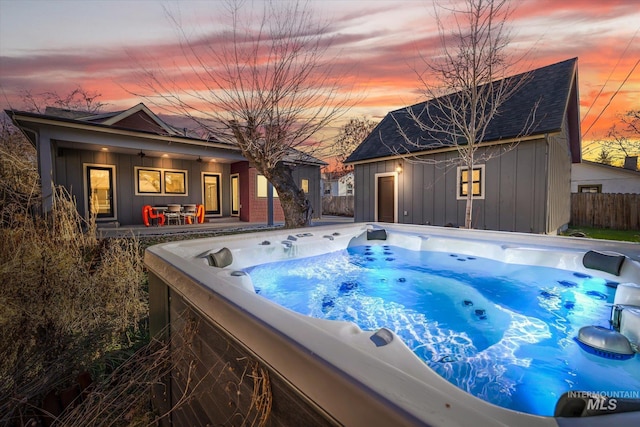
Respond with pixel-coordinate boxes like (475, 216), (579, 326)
(346, 58), (580, 163)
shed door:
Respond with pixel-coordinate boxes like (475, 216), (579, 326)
(377, 175), (395, 223)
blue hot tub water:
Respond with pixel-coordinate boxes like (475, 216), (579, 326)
(244, 244), (640, 416)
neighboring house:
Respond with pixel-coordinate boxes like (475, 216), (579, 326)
(338, 172), (354, 196)
(322, 173), (339, 196)
(322, 171), (354, 196)
(7, 103), (325, 226)
(345, 58), (581, 234)
(572, 157), (640, 194)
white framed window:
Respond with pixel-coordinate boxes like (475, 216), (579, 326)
(135, 166), (188, 196)
(301, 178), (309, 194)
(456, 164), (485, 200)
(257, 175), (279, 198)
(578, 184), (602, 193)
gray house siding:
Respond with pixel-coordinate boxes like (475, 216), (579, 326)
(355, 140), (554, 233)
(546, 122), (572, 233)
(53, 145), (230, 226)
(292, 164), (323, 219)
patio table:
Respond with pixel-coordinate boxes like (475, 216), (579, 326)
(151, 206), (168, 226)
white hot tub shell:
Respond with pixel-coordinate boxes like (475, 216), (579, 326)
(145, 223), (640, 426)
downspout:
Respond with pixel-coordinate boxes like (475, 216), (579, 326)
(267, 182), (274, 226)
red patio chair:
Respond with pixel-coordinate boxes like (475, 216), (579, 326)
(143, 205), (165, 227)
(196, 204), (205, 223)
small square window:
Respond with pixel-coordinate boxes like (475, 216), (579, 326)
(257, 175), (279, 198)
(456, 165), (485, 200)
(578, 185), (602, 193)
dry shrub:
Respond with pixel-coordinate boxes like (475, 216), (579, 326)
(0, 128), (147, 424)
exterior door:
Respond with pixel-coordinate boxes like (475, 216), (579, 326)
(86, 165), (115, 218)
(203, 173), (221, 215)
(231, 174), (239, 216)
(377, 175), (395, 223)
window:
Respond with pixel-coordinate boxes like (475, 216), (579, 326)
(301, 179), (309, 194)
(137, 169), (161, 194)
(456, 165), (485, 200)
(202, 173), (221, 215)
(231, 174), (240, 216)
(578, 185), (602, 193)
(85, 164), (116, 219)
(135, 167), (188, 196)
(257, 175), (278, 198)
(165, 171), (186, 194)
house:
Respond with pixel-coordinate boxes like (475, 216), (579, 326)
(322, 171), (354, 196)
(338, 172), (354, 196)
(7, 103), (326, 226)
(345, 58), (581, 234)
(572, 157), (640, 193)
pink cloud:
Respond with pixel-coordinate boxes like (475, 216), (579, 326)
(1, 0), (637, 150)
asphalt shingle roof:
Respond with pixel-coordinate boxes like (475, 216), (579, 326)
(346, 58), (578, 163)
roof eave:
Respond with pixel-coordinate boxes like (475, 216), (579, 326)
(345, 131), (557, 165)
(7, 110), (240, 152)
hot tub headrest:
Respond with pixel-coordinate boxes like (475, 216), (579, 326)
(208, 247), (233, 268)
(367, 229), (387, 241)
(582, 250), (626, 276)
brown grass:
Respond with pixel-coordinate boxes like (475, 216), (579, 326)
(0, 126), (147, 425)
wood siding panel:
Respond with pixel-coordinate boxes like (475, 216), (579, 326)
(293, 164), (322, 219)
(409, 161), (422, 223)
(483, 150), (500, 230)
(546, 123), (572, 233)
(423, 162), (437, 225)
(532, 140), (548, 233)
(498, 149), (517, 231)
(515, 143), (535, 232)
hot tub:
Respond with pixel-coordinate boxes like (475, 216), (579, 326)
(145, 223), (640, 426)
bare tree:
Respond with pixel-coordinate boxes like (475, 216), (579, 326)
(20, 87), (106, 114)
(334, 117), (378, 174)
(134, 0), (351, 228)
(594, 147), (613, 166)
(596, 109), (640, 166)
(392, 0), (536, 229)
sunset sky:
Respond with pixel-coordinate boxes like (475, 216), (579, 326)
(1, 0), (638, 162)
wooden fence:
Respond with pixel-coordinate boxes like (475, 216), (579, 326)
(571, 193), (640, 230)
(322, 195), (354, 217)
